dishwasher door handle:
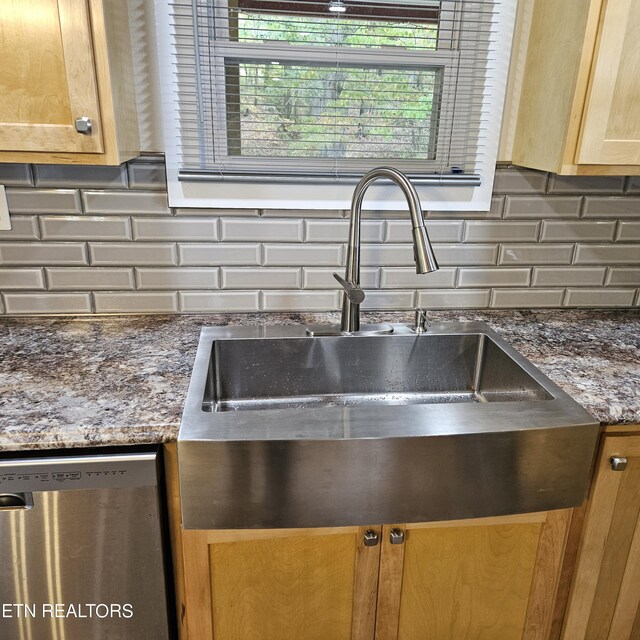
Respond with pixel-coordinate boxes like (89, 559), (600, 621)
(0, 492), (34, 510)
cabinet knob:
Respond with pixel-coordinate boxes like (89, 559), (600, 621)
(75, 117), (93, 134)
(610, 456), (628, 471)
(390, 528), (405, 545)
(363, 530), (379, 547)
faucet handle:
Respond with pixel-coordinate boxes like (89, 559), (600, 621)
(333, 273), (365, 304)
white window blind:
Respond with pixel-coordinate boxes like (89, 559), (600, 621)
(158, 0), (516, 208)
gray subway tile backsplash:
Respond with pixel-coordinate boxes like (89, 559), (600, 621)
(0, 164), (34, 187)
(547, 175), (626, 195)
(40, 216), (132, 241)
(0, 216), (40, 240)
(263, 243), (343, 266)
(499, 244), (574, 265)
(136, 268), (219, 290)
(606, 268), (640, 286)
(360, 243), (415, 267)
(261, 290), (339, 311)
(132, 217), (218, 241)
(6, 189), (82, 214)
(540, 221), (616, 242)
(90, 242), (177, 266)
(82, 190), (171, 215)
(0, 242), (88, 266)
(564, 288), (636, 307)
(179, 243), (261, 266)
(416, 289), (491, 309)
(179, 291), (260, 312)
(458, 268), (531, 288)
(504, 196), (582, 219)
(574, 244), (640, 265)
(221, 218), (303, 242)
(3, 293), (92, 315)
(34, 165), (128, 189)
(492, 168), (548, 194)
(433, 244), (499, 266)
(47, 267), (135, 291)
(360, 290), (415, 310)
(94, 292), (179, 313)
(463, 221), (540, 243)
(616, 221), (640, 242)
(0, 160), (638, 314)
(491, 288), (565, 308)
(222, 267), (300, 290)
(0, 268), (45, 290)
(582, 197), (640, 218)
(532, 267), (606, 287)
(127, 160), (167, 190)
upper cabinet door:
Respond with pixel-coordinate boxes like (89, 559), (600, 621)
(0, 0), (103, 154)
(577, 0), (640, 164)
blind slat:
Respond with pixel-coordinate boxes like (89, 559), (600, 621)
(170, 0), (498, 180)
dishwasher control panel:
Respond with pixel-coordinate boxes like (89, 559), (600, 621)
(0, 452), (158, 492)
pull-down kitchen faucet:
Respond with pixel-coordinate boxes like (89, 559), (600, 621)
(336, 167), (439, 333)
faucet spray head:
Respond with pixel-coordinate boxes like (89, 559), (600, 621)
(413, 226), (439, 274)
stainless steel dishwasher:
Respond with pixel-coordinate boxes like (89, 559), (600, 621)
(0, 449), (173, 639)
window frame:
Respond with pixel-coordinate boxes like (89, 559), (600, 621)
(197, 0), (462, 173)
(156, 0), (518, 211)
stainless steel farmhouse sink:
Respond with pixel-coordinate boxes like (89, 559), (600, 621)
(178, 322), (599, 529)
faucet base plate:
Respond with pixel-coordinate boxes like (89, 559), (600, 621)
(305, 323), (394, 337)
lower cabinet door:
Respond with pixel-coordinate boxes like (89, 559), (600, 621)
(179, 512), (572, 640)
(375, 511), (572, 640)
(181, 526), (382, 640)
(561, 435), (640, 640)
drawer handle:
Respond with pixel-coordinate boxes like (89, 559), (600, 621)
(0, 492), (34, 511)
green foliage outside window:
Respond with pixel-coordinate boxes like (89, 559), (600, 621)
(226, 12), (440, 160)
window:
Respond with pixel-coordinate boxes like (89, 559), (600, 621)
(158, 0), (517, 209)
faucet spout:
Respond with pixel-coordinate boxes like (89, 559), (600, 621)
(341, 167), (439, 333)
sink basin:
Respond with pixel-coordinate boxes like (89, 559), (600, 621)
(179, 322), (599, 529)
(205, 333), (553, 412)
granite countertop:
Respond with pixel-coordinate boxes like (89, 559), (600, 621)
(0, 310), (638, 452)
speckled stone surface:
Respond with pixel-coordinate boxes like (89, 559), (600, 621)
(0, 310), (638, 451)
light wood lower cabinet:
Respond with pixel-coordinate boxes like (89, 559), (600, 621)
(172, 508), (571, 640)
(561, 434), (640, 640)
(377, 514), (570, 640)
(182, 526), (381, 640)
(166, 433), (640, 640)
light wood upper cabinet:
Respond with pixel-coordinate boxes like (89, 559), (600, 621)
(577, 0), (640, 165)
(561, 434), (640, 640)
(0, 0), (139, 165)
(513, 0), (640, 175)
